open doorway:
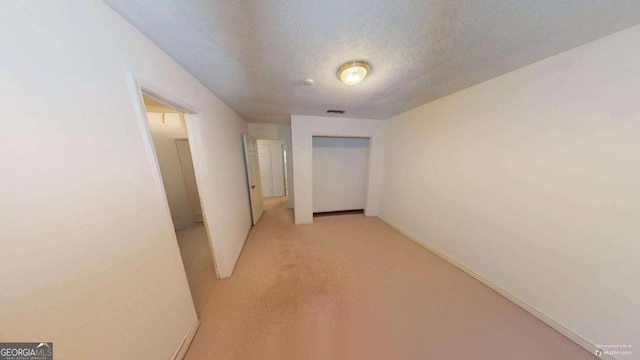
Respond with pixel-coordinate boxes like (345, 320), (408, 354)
(312, 136), (370, 217)
(256, 139), (287, 198)
(143, 95), (216, 314)
(254, 138), (288, 214)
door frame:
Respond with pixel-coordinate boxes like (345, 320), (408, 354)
(126, 74), (221, 279)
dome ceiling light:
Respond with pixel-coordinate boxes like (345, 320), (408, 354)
(337, 61), (371, 85)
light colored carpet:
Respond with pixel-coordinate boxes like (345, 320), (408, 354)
(184, 196), (595, 359)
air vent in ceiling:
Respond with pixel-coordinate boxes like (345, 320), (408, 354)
(326, 110), (345, 114)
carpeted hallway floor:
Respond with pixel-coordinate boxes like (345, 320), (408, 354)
(184, 196), (595, 360)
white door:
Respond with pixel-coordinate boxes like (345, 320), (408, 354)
(257, 144), (273, 197)
(242, 135), (264, 224)
(175, 139), (203, 223)
(270, 142), (286, 197)
(256, 139), (286, 197)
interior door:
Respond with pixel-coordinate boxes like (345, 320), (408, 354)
(270, 142), (286, 197)
(175, 139), (203, 223)
(257, 143), (273, 197)
(242, 135), (264, 224)
(256, 139), (286, 198)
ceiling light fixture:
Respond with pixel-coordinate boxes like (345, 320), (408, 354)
(337, 61), (371, 85)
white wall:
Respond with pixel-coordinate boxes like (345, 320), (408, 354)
(248, 123), (294, 208)
(148, 112), (194, 230)
(0, 1), (251, 359)
(312, 137), (370, 213)
(291, 115), (384, 224)
(379, 25), (640, 355)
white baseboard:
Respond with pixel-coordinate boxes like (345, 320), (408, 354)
(377, 216), (615, 360)
(172, 318), (200, 360)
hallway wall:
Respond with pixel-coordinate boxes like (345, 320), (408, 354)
(0, 1), (251, 359)
(379, 25), (640, 353)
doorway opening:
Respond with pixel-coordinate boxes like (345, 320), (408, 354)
(312, 136), (371, 216)
(143, 95), (216, 314)
(256, 138), (288, 199)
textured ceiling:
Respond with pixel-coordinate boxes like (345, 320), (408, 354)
(106, 0), (640, 124)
